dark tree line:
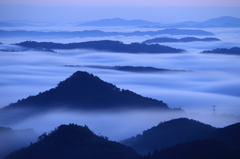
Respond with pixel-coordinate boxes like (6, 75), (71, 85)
(5, 124), (139, 159)
(202, 47), (240, 55)
(143, 37), (220, 43)
(15, 40), (186, 53)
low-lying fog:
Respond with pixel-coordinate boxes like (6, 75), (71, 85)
(8, 109), (238, 141)
(0, 27), (240, 141)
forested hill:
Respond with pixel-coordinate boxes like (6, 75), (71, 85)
(5, 121), (240, 159)
(142, 139), (240, 159)
(143, 37), (220, 43)
(121, 118), (240, 155)
(15, 40), (186, 53)
(4, 71), (169, 110)
(5, 124), (139, 159)
(202, 47), (240, 55)
(0, 71), (180, 126)
(0, 28), (214, 38)
(121, 118), (216, 154)
(64, 65), (193, 73)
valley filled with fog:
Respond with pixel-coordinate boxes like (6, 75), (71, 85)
(0, 26), (240, 141)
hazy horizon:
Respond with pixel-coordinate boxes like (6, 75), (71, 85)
(1, 4), (240, 24)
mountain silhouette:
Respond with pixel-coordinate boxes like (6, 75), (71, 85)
(121, 118), (240, 155)
(212, 123), (240, 149)
(64, 65), (193, 73)
(142, 139), (240, 159)
(121, 118), (217, 155)
(0, 28), (214, 39)
(3, 120), (240, 159)
(143, 37), (220, 43)
(0, 20), (59, 27)
(5, 124), (138, 159)
(201, 47), (240, 55)
(0, 47), (58, 53)
(4, 71), (169, 110)
(0, 127), (38, 159)
(202, 16), (240, 26)
(187, 16), (240, 28)
(142, 16), (240, 28)
(77, 18), (160, 27)
(27, 48), (57, 53)
(0, 49), (17, 52)
(0, 21), (37, 27)
(15, 40), (186, 53)
(0, 71), (179, 126)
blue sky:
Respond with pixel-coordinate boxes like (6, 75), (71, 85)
(1, 0), (240, 7)
(0, 0), (240, 23)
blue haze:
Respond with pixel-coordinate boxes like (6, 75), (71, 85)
(1, 4), (240, 23)
(0, 21), (240, 141)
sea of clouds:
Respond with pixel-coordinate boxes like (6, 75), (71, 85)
(0, 27), (240, 140)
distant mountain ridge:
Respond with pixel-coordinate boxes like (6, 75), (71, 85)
(143, 37), (220, 43)
(78, 18), (160, 26)
(0, 28), (214, 39)
(143, 16), (240, 28)
(2, 16), (239, 28)
(0, 20), (62, 27)
(64, 65), (193, 73)
(15, 40), (186, 53)
(0, 47), (58, 54)
(0, 21), (38, 27)
(203, 16), (240, 25)
(202, 47), (240, 55)
(0, 127), (38, 159)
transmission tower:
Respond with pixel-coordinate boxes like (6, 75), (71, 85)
(212, 105), (216, 115)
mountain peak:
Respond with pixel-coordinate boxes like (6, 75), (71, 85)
(50, 71), (170, 110)
(61, 71), (96, 82)
(121, 118), (216, 155)
(56, 71), (120, 93)
(5, 124), (138, 159)
(78, 18), (159, 26)
(203, 16), (240, 25)
(1, 71), (172, 124)
(70, 70), (90, 78)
